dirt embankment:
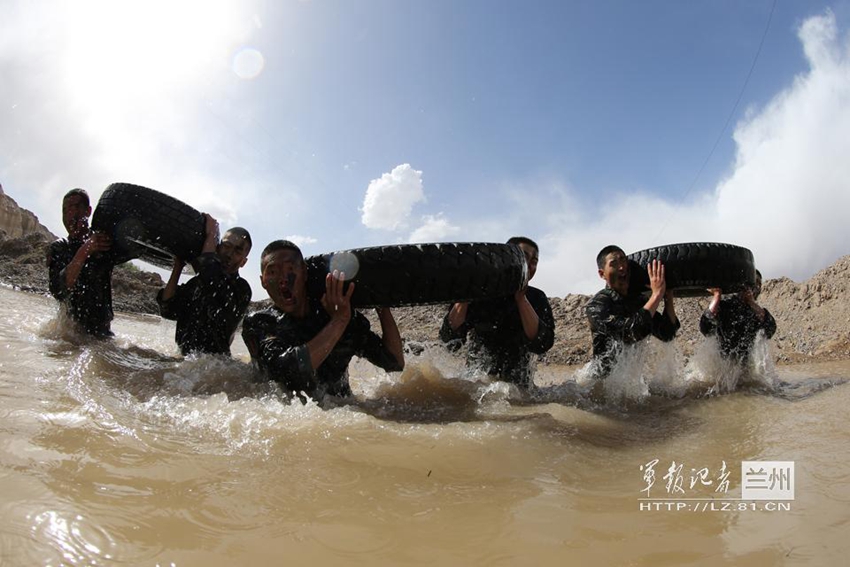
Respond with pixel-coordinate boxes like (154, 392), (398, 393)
(0, 229), (847, 365)
(0, 186), (164, 314)
(369, 255), (850, 366)
(0, 185), (54, 240)
(0, 231), (164, 315)
(758, 257), (850, 363)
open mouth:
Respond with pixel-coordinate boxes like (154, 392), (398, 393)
(279, 287), (295, 304)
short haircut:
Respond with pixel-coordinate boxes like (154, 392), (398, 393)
(63, 188), (90, 207)
(596, 245), (625, 269)
(260, 239), (303, 270)
(224, 226), (252, 251)
(507, 236), (539, 253)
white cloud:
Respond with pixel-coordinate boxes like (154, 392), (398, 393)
(534, 193), (717, 296)
(283, 234), (318, 247)
(360, 164), (425, 230)
(0, 0), (262, 235)
(408, 214), (460, 242)
(533, 10), (850, 297)
(714, 9), (850, 280)
(3, 4), (848, 304)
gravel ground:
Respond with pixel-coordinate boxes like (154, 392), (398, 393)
(364, 256), (850, 366)
(2, 231), (847, 365)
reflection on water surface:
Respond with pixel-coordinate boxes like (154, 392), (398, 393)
(0, 287), (847, 566)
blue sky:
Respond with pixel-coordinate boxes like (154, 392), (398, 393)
(2, 0), (850, 299)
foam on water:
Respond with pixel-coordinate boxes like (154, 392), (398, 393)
(31, 301), (845, 462)
(353, 355), (521, 424)
(684, 333), (779, 395)
(5, 286), (850, 566)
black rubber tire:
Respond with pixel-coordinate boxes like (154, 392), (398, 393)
(305, 242), (529, 308)
(91, 183), (206, 269)
(627, 242), (756, 297)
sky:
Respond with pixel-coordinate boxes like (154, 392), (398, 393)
(2, 0), (850, 300)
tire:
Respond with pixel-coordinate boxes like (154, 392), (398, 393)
(627, 242), (756, 297)
(305, 242), (528, 308)
(91, 183), (206, 269)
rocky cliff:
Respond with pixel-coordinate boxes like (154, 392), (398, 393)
(0, 183), (163, 314)
(0, 184), (56, 240)
(0, 185), (846, 365)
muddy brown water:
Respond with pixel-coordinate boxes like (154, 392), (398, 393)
(0, 286), (847, 566)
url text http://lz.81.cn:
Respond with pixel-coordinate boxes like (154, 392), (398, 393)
(638, 459), (794, 513)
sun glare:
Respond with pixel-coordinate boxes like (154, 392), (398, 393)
(233, 47), (265, 80)
(63, 0), (251, 110)
(55, 0), (259, 175)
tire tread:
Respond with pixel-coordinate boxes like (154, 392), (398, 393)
(306, 242), (528, 308)
(627, 242), (756, 297)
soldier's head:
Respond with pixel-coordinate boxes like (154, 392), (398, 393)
(62, 188), (91, 238)
(508, 236), (540, 281)
(217, 227), (252, 275)
(596, 245), (629, 294)
(260, 240), (306, 314)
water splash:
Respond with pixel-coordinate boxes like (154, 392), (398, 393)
(38, 299), (847, 463)
(685, 333), (779, 395)
(356, 358), (505, 423)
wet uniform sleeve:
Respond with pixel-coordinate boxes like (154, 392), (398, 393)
(585, 293), (655, 346)
(651, 311), (680, 342)
(241, 311), (271, 361)
(192, 253), (253, 341)
(525, 289), (555, 354)
(761, 308), (777, 339)
(699, 309), (718, 337)
(47, 241), (71, 301)
(232, 279), (253, 335)
(352, 312), (404, 372)
(242, 311), (315, 392)
(160, 254), (252, 332)
(156, 282), (187, 321)
(439, 305), (469, 349)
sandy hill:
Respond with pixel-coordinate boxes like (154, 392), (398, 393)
(368, 256), (850, 366)
(0, 184), (845, 364)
